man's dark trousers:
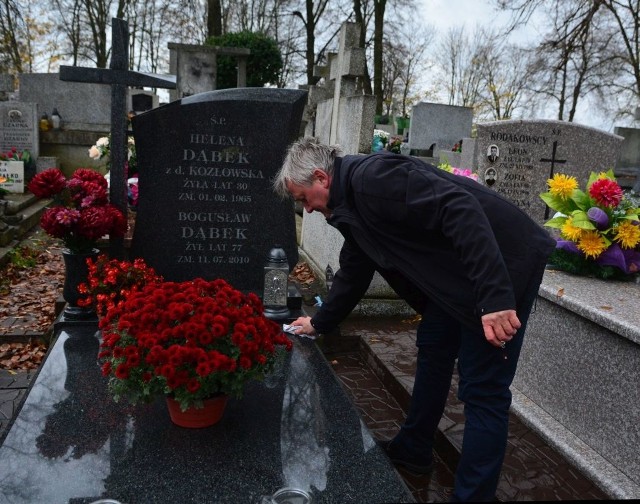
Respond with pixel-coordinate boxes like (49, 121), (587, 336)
(391, 265), (545, 501)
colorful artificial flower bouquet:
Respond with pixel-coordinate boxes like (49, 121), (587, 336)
(540, 170), (640, 279)
(372, 129), (389, 152)
(386, 135), (403, 154)
(27, 168), (127, 253)
(78, 254), (163, 318)
(97, 276), (293, 411)
(372, 130), (406, 154)
(438, 160), (479, 182)
(0, 146), (34, 168)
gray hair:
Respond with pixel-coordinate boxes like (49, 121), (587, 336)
(273, 137), (343, 198)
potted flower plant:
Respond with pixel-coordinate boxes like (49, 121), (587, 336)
(540, 170), (640, 279)
(78, 254), (163, 318)
(386, 135), (404, 154)
(27, 168), (127, 316)
(97, 275), (293, 427)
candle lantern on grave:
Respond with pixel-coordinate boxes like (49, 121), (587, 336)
(263, 245), (290, 320)
(50, 108), (62, 130)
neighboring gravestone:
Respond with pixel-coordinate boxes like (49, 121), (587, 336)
(130, 88), (307, 291)
(614, 126), (640, 191)
(0, 160), (24, 192)
(0, 102), (39, 158)
(19, 73), (111, 131)
(168, 43), (250, 101)
(475, 119), (624, 225)
(300, 22), (402, 313)
(408, 102), (473, 153)
(129, 89), (158, 114)
(312, 22), (375, 155)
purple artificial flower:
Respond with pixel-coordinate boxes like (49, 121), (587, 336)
(595, 243), (627, 272)
(586, 207), (609, 230)
(595, 243), (640, 274)
(555, 239), (581, 254)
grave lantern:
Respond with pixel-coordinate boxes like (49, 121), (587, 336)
(50, 108), (62, 129)
(263, 245), (290, 320)
(325, 264), (334, 291)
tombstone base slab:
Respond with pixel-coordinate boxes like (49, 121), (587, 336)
(0, 325), (415, 503)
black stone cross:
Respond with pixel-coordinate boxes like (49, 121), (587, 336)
(540, 140), (567, 219)
(59, 18), (176, 258)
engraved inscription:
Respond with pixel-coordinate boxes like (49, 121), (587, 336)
(168, 119), (260, 267)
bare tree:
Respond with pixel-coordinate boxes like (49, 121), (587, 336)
(478, 42), (532, 120)
(291, 0), (333, 85)
(497, 0), (640, 123)
(389, 18), (434, 118)
(51, 0), (83, 65)
(0, 0), (28, 73)
(436, 26), (485, 108)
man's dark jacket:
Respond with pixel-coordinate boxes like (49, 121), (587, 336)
(310, 152), (555, 333)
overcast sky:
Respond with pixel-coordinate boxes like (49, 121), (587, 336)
(416, 0), (618, 132)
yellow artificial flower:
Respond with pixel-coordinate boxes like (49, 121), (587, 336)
(560, 217), (584, 241)
(614, 221), (640, 249)
(547, 173), (578, 199)
(577, 231), (607, 258)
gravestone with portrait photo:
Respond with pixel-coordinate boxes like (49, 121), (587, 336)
(130, 87), (307, 292)
(475, 119), (624, 225)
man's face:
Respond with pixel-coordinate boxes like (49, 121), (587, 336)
(286, 169), (332, 218)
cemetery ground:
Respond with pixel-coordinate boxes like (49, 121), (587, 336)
(0, 227), (610, 501)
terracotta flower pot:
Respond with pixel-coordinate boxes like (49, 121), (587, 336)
(166, 395), (228, 428)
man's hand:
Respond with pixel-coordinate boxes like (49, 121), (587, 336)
(481, 310), (521, 348)
(289, 316), (317, 336)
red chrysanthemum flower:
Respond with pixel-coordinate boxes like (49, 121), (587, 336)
(96, 274), (292, 410)
(589, 178), (623, 207)
(115, 363), (130, 379)
(27, 168), (66, 198)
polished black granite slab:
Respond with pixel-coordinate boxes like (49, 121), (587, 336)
(0, 325), (414, 504)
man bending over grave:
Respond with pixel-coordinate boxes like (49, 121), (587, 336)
(273, 137), (554, 502)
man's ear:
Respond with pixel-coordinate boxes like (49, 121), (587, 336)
(313, 168), (330, 188)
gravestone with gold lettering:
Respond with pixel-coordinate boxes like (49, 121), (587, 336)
(130, 88), (306, 290)
(475, 119), (624, 225)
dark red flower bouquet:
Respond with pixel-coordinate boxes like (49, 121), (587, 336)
(77, 254), (163, 318)
(27, 168), (127, 253)
(98, 277), (293, 411)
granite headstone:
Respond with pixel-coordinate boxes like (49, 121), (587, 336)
(408, 102), (473, 153)
(614, 126), (640, 191)
(312, 22), (375, 155)
(475, 119), (624, 224)
(130, 88), (307, 290)
(0, 101), (38, 158)
(129, 90), (158, 114)
(0, 160), (24, 192)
